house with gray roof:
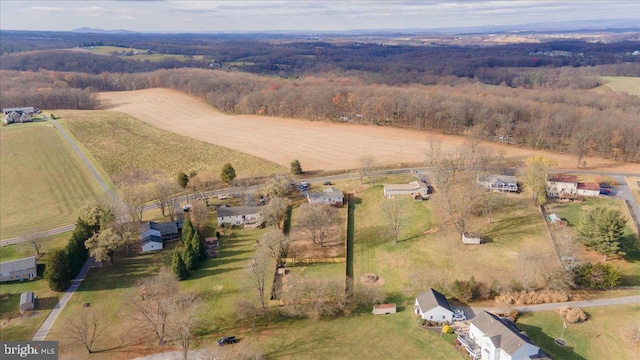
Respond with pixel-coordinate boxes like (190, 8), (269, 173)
(414, 288), (454, 323)
(0, 256), (37, 282)
(477, 174), (518, 192)
(458, 311), (549, 360)
(139, 221), (182, 252)
(383, 180), (430, 200)
(216, 205), (263, 228)
(306, 187), (344, 206)
(20, 291), (35, 314)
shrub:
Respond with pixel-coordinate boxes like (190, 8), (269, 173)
(572, 262), (621, 289)
(556, 307), (588, 323)
(496, 290), (569, 305)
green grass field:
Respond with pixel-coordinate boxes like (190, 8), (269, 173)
(517, 305), (640, 359)
(59, 110), (286, 186)
(0, 275), (60, 341)
(597, 76), (640, 97)
(352, 175), (558, 298)
(78, 46), (206, 62)
(0, 124), (103, 239)
(0, 232), (71, 263)
(546, 197), (640, 285)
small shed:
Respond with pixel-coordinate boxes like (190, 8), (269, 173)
(20, 291), (35, 314)
(462, 232), (483, 245)
(373, 303), (397, 315)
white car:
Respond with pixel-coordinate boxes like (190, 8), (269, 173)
(452, 309), (466, 321)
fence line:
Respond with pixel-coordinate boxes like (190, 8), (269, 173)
(539, 205), (564, 268)
(281, 257), (346, 264)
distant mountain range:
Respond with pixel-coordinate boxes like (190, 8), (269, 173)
(70, 18), (639, 35)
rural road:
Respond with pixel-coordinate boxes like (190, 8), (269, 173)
(472, 294), (640, 315)
(2, 167), (640, 245)
(32, 257), (94, 341)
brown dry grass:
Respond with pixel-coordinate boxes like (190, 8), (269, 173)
(98, 89), (638, 173)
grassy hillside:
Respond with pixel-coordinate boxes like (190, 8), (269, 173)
(0, 124), (103, 239)
(59, 110), (286, 185)
(597, 76), (640, 97)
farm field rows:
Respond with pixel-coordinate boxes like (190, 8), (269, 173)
(0, 124), (103, 239)
(98, 88), (639, 174)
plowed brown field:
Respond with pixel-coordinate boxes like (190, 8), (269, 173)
(99, 88), (638, 173)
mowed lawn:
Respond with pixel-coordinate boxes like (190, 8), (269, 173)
(352, 174), (559, 298)
(58, 110), (286, 185)
(0, 275), (61, 341)
(546, 197), (640, 285)
(0, 232), (71, 262)
(517, 305), (640, 360)
(0, 124), (103, 239)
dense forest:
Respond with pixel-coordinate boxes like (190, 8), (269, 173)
(1, 30), (639, 163)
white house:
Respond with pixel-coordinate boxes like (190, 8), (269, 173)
(477, 174), (518, 192)
(576, 182), (600, 197)
(414, 288), (454, 323)
(3, 106), (35, 115)
(0, 256), (37, 283)
(383, 180), (430, 199)
(216, 206), (263, 228)
(546, 174), (578, 199)
(306, 187), (344, 206)
(458, 311), (548, 360)
(140, 228), (163, 252)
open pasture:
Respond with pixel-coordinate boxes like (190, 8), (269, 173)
(597, 76), (640, 97)
(0, 125), (102, 239)
(59, 110), (285, 185)
(352, 174), (558, 296)
(98, 88), (639, 174)
(73, 46), (205, 62)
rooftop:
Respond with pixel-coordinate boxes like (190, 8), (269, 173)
(416, 288), (453, 312)
(471, 311), (537, 356)
(216, 205), (261, 217)
(548, 174), (578, 183)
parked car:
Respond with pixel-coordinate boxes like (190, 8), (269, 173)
(599, 183), (612, 189)
(452, 309), (466, 321)
(323, 181), (332, 185)
(600, 188), (611, 195)
(217, 336), (237, 346)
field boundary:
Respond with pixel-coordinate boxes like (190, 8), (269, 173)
(538, 205), (563, 268)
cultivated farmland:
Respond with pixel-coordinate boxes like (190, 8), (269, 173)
(98, 89), (639, 173)
(0, 124), (103, 239)
(58, 110), (286, 185)
(597, 76), (640, 97)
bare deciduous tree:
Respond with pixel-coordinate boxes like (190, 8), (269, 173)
(297, 204), (340, 246)
(152, 179), (178, 217)
(425, 134), (442, 167)
(121, 184), (148, 222)
(188, 172), (216, 206)
(434, 172), (480, 235)
(65, 311), (107, 354)
(246, 249), (271, 310)
(356, 155), (376, 185)
(260, 196), (291, 229)
(260, 230), (289, 266)
(22, 227), (49, 255)
(262, 174), (292, 198)
(382, 197), (407, 244)
(167, 293), (200, 360)
(190, 200), (209, 231)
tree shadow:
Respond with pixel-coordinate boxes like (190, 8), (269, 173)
(517, 323), (586, 360)
(35, 296), (60, 310)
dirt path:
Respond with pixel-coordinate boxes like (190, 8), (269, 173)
(98, 88), (639, 173)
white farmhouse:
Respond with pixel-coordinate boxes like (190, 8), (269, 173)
(0, 256), (37, 282)
(458, 311), (549, 360)
(477, 174), (518, 192)
(546, 174), (578, 199)
(140, 228), (163, 252)
(576, 182), (600, 197)
(414, 288), (454, 323)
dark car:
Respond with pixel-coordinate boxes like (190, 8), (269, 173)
(217, 336), (237, 346)
(323, 181), (332, 185)
(600, 188), (611, 195)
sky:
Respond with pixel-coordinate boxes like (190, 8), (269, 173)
(1, 1), (638, 33)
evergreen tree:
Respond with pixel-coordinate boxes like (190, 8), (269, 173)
(290, 159), (303, 175)
(181, 216), (194, 244)
(45, 249), (71, 291)
(67, 217), (92, 276)
(177, 171), (189, 189)
(220, 163), (236, 185)
(579, 207), (627, 261)
(171, 247), (189, 280)
(183, 239), (197, 271)
(192, 231), (208, 262)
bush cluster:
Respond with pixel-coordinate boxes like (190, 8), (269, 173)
(572, 262), (621, 289)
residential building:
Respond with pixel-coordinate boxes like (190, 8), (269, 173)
(576, 182), (600, 197)
(546, 174), (578, 199)
(458, 311), (550, 360)
(139, 221), (182, 252)
(414, 288), (454, 323)
(0, 256), (37, 282)
(306, 187), (344, 205)
(477, 174), (518, 192)
(383, 180), (430, 199)
(216, 206), (263, 228)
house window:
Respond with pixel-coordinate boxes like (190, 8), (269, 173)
(442, 315), (446, 319)
(430, 315), (433, 320)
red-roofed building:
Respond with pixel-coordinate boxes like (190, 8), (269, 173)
(577, 182), (600, 197)
(546, 174), (578, 199)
